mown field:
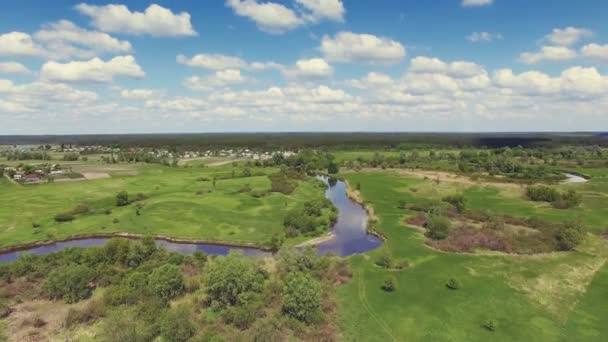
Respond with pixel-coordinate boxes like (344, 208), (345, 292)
(0, 162), (325, 249)
(337, 170), (608, 341)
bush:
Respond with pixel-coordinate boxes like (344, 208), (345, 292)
(43, 264), (94, 303)
(483, 318), (498, 332)
(269, 172), (297, 194)
(54, 213), (75, 222)
(426, 215), (451, 240)
(205, 251), (264, 306)
(148, 264), (184, 301)
(382, 277), (396, 292)
(72, 203), (91, 215)
(160, 307), (195, 342)
(482, 215), (505, 230)
(555, 221), (586, 251)
(98, 307), (156, 342)
(282, 272), (322, 323)
(64, 300), (105, 328)
(116, 191), (129, 207)
(446, 278), (461, 290)
(442, 194), (467, 213)
(375, 251), (394, 269)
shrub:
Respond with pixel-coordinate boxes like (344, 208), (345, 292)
(397, 200), (407, 209)
(426, 215), (451, 240)
(382, 277), (396, 292)
(446, 278), (461, 290)
(98, 307), (156, 342)
(64, 300), (105, 328)
(375, 251), (394, 269)
(104, 208), (112, 215)
(482, 216), (505, 230)
(71, 203), (91, 215)
(43, 264), (94, 303)
(148, 264), (184, 301)
(238, 184), (252, 193)
(160, 307), (196, 342)
(282, 272), (322, 323)
(205, 251), (264, 306)
(32, 222), (41, 228)
(269, 172), (297, 194)
(525, 185), (560, 202)
(483, 318), (498, 332)
(116, 191), (129, 207)
(54, 213), (75, 222)
(112, 218), (119, 224)
(442, 194), (467, 213)
(555, 221), (586, 251)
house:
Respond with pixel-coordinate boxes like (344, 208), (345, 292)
(22, 174), (42, 183)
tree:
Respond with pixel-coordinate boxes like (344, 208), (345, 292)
(116, 191), (129, 206)
(205, 251), (264, 306)
(555, 221), (586, 251)
(160, 307), (195, 342)
(327, 161), (339, 174)
(43, 265), (94, 303)
(99, 307), (156, 342)
(282, 272), (322, 323)
(425, 215), (451, 240)
(148, 264), (184, 301)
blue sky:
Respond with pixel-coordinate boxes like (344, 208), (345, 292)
(1, 0), (607, 133)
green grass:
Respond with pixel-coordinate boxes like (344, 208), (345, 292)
(337, 171), (608, 341)
(0, 163), (325, 248)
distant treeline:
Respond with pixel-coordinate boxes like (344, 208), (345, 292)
(0, 132), (606, 150)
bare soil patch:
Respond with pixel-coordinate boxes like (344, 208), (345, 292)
(82, 172), (111, 180)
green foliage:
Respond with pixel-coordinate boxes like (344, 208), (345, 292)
(269, 171), (298, 194)
(555, 221), (586, 251)
(327, 161), (339, 174)
(446, 278), (461, 290)
(205, 251), (265, 306)
(99, 307), (157, 342)
(425, 215), (451, 240)
(54, 213), (75, 222)
(483, 318), (498, 332)
(43, 264), (94, 303)
(376, 250), (394, 269)
(382, 277), (396, 292)
(278, 247), (321, 274)
(283, 198), (333, 237)
(282, 272), (322, 323)
(442, 194), (467, 213)
(525, 185), (560, 202)
(160, 307), (196, 342)
(148, 264), (184, 301)
(63, 152), (80, 161)
(116, 191), (129, 207)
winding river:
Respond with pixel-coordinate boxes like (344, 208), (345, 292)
(0, 177), (382, 262)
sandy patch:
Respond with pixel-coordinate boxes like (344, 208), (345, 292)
(82, 172), (110, 180)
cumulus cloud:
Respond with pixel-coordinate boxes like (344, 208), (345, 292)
(225, 0), (344, 33)
(581, 43), (608, 61)
(120, 88), (163, 100)
(545, 27), (592, 46)
(519, 45), (577, 64)
(467, 32), (503, 42)
(41, 55), (145, 82)
(0, 32), (45, 57)
(177, 53), (283, 72)
(34, 20), (132, 60)
(320, 31), (406, 64)
(225, 0), (303, 34)
(410, 57), (486, 78)
(0, 61), (30, 74)
(184, 69), (246, 91)
(283, 58), (333, 79)
(75, 3), (196, 37)
(462, 0), (493, 7)
(296, 0), (345, 22)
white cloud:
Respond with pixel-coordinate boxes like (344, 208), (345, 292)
(0, 79), (15, 91)
(225, 0), (303, 34)
(177, 53), (246, 70)
(545, 27), (592, 46)
(467, 31), (502, 42)
(177, 53), (283, 72)
(462, 0), (493, 7)
(34, 20), (132, 60)
(184, 69), (246, 91)
(410, 57), (486, 78)
(295, 0), (345, 22)
(581, 43), (608, 61)
(75, 3), (196, 37)
(0, 62), (30, 74)
(120, 88), (162, 100)
(320, 31), (406, 64)
(41, 55), (145, 82)
(519, 45), (577, 64)
(283, 58), (333, 79)
(0, 32), (45, 57)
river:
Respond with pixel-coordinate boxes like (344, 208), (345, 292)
(0, 177), (382, 262)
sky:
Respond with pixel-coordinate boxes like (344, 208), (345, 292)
(1, 0), (608, 134)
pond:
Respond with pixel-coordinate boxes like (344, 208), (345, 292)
(0, 176), (382, 262)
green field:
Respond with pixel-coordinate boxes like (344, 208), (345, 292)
(0, 163), (325, 248)
(337, 171), (608, 341)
